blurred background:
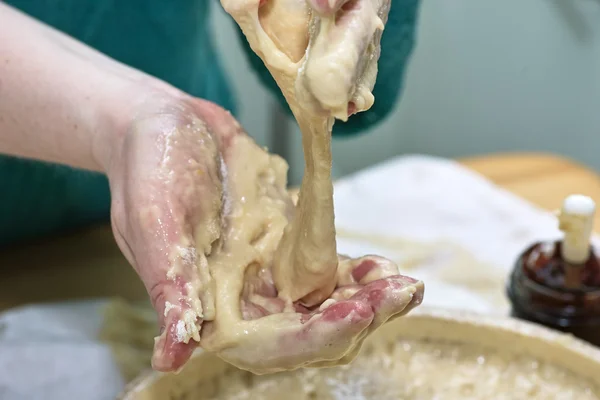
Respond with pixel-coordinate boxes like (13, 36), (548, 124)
(212, 0), (600, 186)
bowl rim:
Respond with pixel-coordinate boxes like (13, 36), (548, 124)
(118, 307), (600, 399)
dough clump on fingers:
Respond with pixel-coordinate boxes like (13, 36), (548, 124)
(153, 0), (424, 374)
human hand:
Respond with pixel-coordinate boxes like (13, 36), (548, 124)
(207, 254), (423, 374)
(299, 0), (392, 118)
(106, 90), (232, 371)
(104, 87), (422, 373)
(229, 0), (391, 118)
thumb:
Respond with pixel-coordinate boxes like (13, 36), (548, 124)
(146, 244), (202, 373)
(112, 206), (202, 372)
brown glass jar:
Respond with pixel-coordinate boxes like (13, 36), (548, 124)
(507, 240), (600, 347)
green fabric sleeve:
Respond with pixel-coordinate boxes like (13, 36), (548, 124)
(237, 0), (421, 136)
(0, 157), (111, 248)
(0, 0), (234, 248)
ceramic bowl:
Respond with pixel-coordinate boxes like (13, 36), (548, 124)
(119, 308), (600, 399)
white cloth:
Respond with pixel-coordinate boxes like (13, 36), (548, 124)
(0, 155), (590, 400)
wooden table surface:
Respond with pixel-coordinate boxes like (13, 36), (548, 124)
(1, 152), (600, 311)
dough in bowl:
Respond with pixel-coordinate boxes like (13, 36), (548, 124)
(119, 310), (600, 400)
(198, 338), (600, 400)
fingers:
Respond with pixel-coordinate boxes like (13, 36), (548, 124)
(350, 275), (424, 328)
(337, 255), (401, 286)
(135, 239), (205, 372)
(216, 301), (374, 374)
(214, 270), (423, 374)
(347, 101), (357, 117)
(333, 273), (424, 325)
(121, 194), (206, 372)
(337, 255), (425, 329)
(151, 306), (200, 371)
(297, 0), (387, 119)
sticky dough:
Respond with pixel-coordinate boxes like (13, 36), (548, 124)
(163, 0), (400, 373)
(222, 0), (386, 306)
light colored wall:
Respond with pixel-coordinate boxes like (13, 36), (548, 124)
(212, 0), (600, 186)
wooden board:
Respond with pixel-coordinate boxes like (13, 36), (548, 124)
(461, 152), (600, 228)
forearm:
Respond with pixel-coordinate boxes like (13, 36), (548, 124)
(0, 4), (158, 172)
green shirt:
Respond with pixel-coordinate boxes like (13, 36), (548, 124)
(1, 0), (419, 247)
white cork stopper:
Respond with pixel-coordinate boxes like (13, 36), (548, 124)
(558, 194), (595, 264)
(563, 194), (596, 216)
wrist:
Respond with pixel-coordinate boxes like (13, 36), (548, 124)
(90, 66), (178, 171)
(93, 74), (188, 176)
(90, 77), (136, 175)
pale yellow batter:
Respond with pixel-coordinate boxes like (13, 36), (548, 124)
(196, 338), (600, 400)
(150, 0), (423, 375)
(192, 129), (423, 373)
(220, 0), (387, 305)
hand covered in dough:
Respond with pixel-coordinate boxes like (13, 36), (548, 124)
(106, 89), (422, 373)
(240, 0), (392, 119)
(210, 254), (424, 374)
(107, 91), (234, 371)
(298, 0), (391, 119)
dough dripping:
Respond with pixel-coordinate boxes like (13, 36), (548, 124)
(152, 0), (423, 374)
(222, 0), (387, 308)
